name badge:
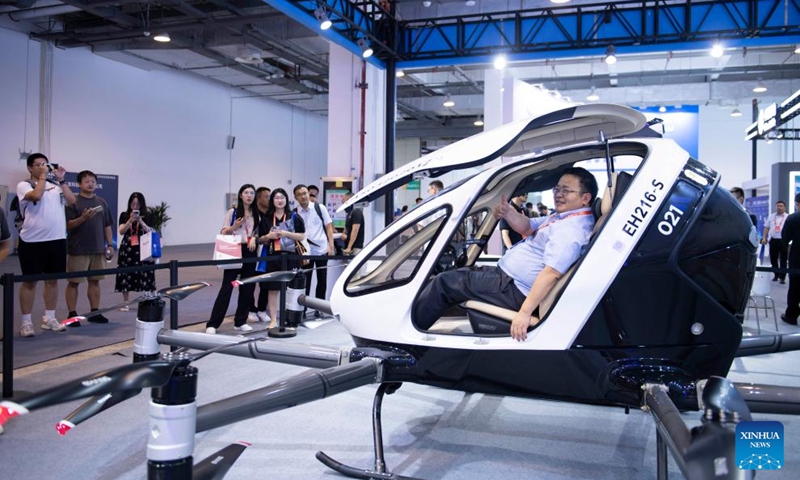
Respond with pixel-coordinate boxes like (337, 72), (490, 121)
(130, 234), (139, 246)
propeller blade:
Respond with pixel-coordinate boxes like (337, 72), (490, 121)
(61, 294), (150, 325)
(159, 282), (212, 301)
(0, 360), (179, 427)
(193, 441), (250, 480)
(231, 270), (298, 287)
(55, 388), (142, 436)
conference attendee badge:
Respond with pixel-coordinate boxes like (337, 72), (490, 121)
(130, 234), (139, 246)
(736, 421), (783, 471)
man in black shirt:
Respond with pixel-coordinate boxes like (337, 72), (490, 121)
(499, 193), (528, 253)
(781, 193), (800, 325)
(0, 205), (10, 263)
(342, 191), (364, 256)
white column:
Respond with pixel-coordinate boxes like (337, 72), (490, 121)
(326, 44), (386, 239)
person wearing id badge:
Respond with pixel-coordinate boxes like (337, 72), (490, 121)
(205, 184), (260, 334)
(115, 192), (157, 309)
(762, 200), (788, 284)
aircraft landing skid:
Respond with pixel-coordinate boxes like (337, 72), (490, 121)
(316, 382), (422, 480)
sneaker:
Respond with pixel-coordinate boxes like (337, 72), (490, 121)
(88, 313), (109, 324)
(67, 311), (81, 327)
(256, 311), (270, 323)
(247, 312), (258, 323)
(118, 306), (130, 312)
(205, 327), (216, 334)
(20, 323), (35, 337)
(41, 316), (66, 332)
(234, 324), (253, 332)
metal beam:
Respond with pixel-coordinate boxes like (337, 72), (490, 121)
(397, 0), (800, 66)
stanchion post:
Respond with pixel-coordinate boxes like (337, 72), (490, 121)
(3, 273), (16, 398)
(279, 255), (288, 327)
(169, 260), (179, 352)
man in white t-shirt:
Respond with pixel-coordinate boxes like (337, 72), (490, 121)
(16, 153), (77, 337)
(294, 184), (334, 316)
(761, 200), (789, 284)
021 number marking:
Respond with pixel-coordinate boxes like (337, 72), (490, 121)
(657, 205), (685, 236)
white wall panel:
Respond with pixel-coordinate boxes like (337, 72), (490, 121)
(0, 28), (328, 246)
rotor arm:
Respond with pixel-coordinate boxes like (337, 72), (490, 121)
(196, 358), (382, 433)
(736, 333), (800, 357)
(56, 388), (142, 436)
(157, 329), (349, 369)
(733, 383), (800, 415)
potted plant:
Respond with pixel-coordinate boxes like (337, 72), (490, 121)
(147, 201), (171, 235)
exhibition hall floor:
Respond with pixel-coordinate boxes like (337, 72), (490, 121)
(1, 317), (799, 480)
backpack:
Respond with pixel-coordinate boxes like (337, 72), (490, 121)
(295, 201), (327, 248)
(9, 180), (37, 231)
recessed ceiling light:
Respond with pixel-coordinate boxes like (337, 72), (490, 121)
(710, 43), (724, 58)
(153, 32), (171, 43)
(465, 0), (476, 6)
(730, 108), (742, 117)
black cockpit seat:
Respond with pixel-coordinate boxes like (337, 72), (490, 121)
(464, 171), (633, 335)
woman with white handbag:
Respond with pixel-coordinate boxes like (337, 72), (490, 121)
(206, 184), (259, 334)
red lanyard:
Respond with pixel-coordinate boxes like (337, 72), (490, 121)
(536, 210), (592, 233)
(273, 213), (285, 251)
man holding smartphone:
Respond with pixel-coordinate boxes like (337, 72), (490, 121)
(16, 153), (76, 337)
(65, 170), (114, 324)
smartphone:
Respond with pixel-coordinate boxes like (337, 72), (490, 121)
(132, 209), (140, 218)
(46, 163), (59, 171)
(92, 205), (104, 213)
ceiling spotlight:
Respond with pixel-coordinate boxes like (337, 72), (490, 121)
(550, 0), (571, 3)
(357, 38), (373, 58)
(314, 7), (332, 31)
(396, 69), (405, 78)
(443, 95), (455, 108)
(422, 0), (431, 6)
(730, 108), (742, 117)
(604, 45), (617, 65)
(586, 87), (600, 102)
(493, 54), (507, 70)
(710, 43), (724, 58)
(153, 32), (171, 43)
(465, 0), (476, 5)
(658, 105), (667, 113)
(474, 116), (484, 127)
(795, 45), (800, 54)
(753, 80), (767, 93)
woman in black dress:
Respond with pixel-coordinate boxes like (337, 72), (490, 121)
(257, 188), (306, 328)
(115, 192), (156, 308)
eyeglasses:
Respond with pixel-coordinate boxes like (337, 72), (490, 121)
(32, 162), (48, 168)
(552, 186), (585, 197)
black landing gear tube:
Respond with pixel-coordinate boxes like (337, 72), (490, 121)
(316, 382), (421, 480)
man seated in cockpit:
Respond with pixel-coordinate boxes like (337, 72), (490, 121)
(413, 167), (598, 342)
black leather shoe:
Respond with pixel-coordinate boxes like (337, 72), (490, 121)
(781, 314), (798, 325)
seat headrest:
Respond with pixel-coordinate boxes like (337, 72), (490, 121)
(591, 197), (603, 220)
